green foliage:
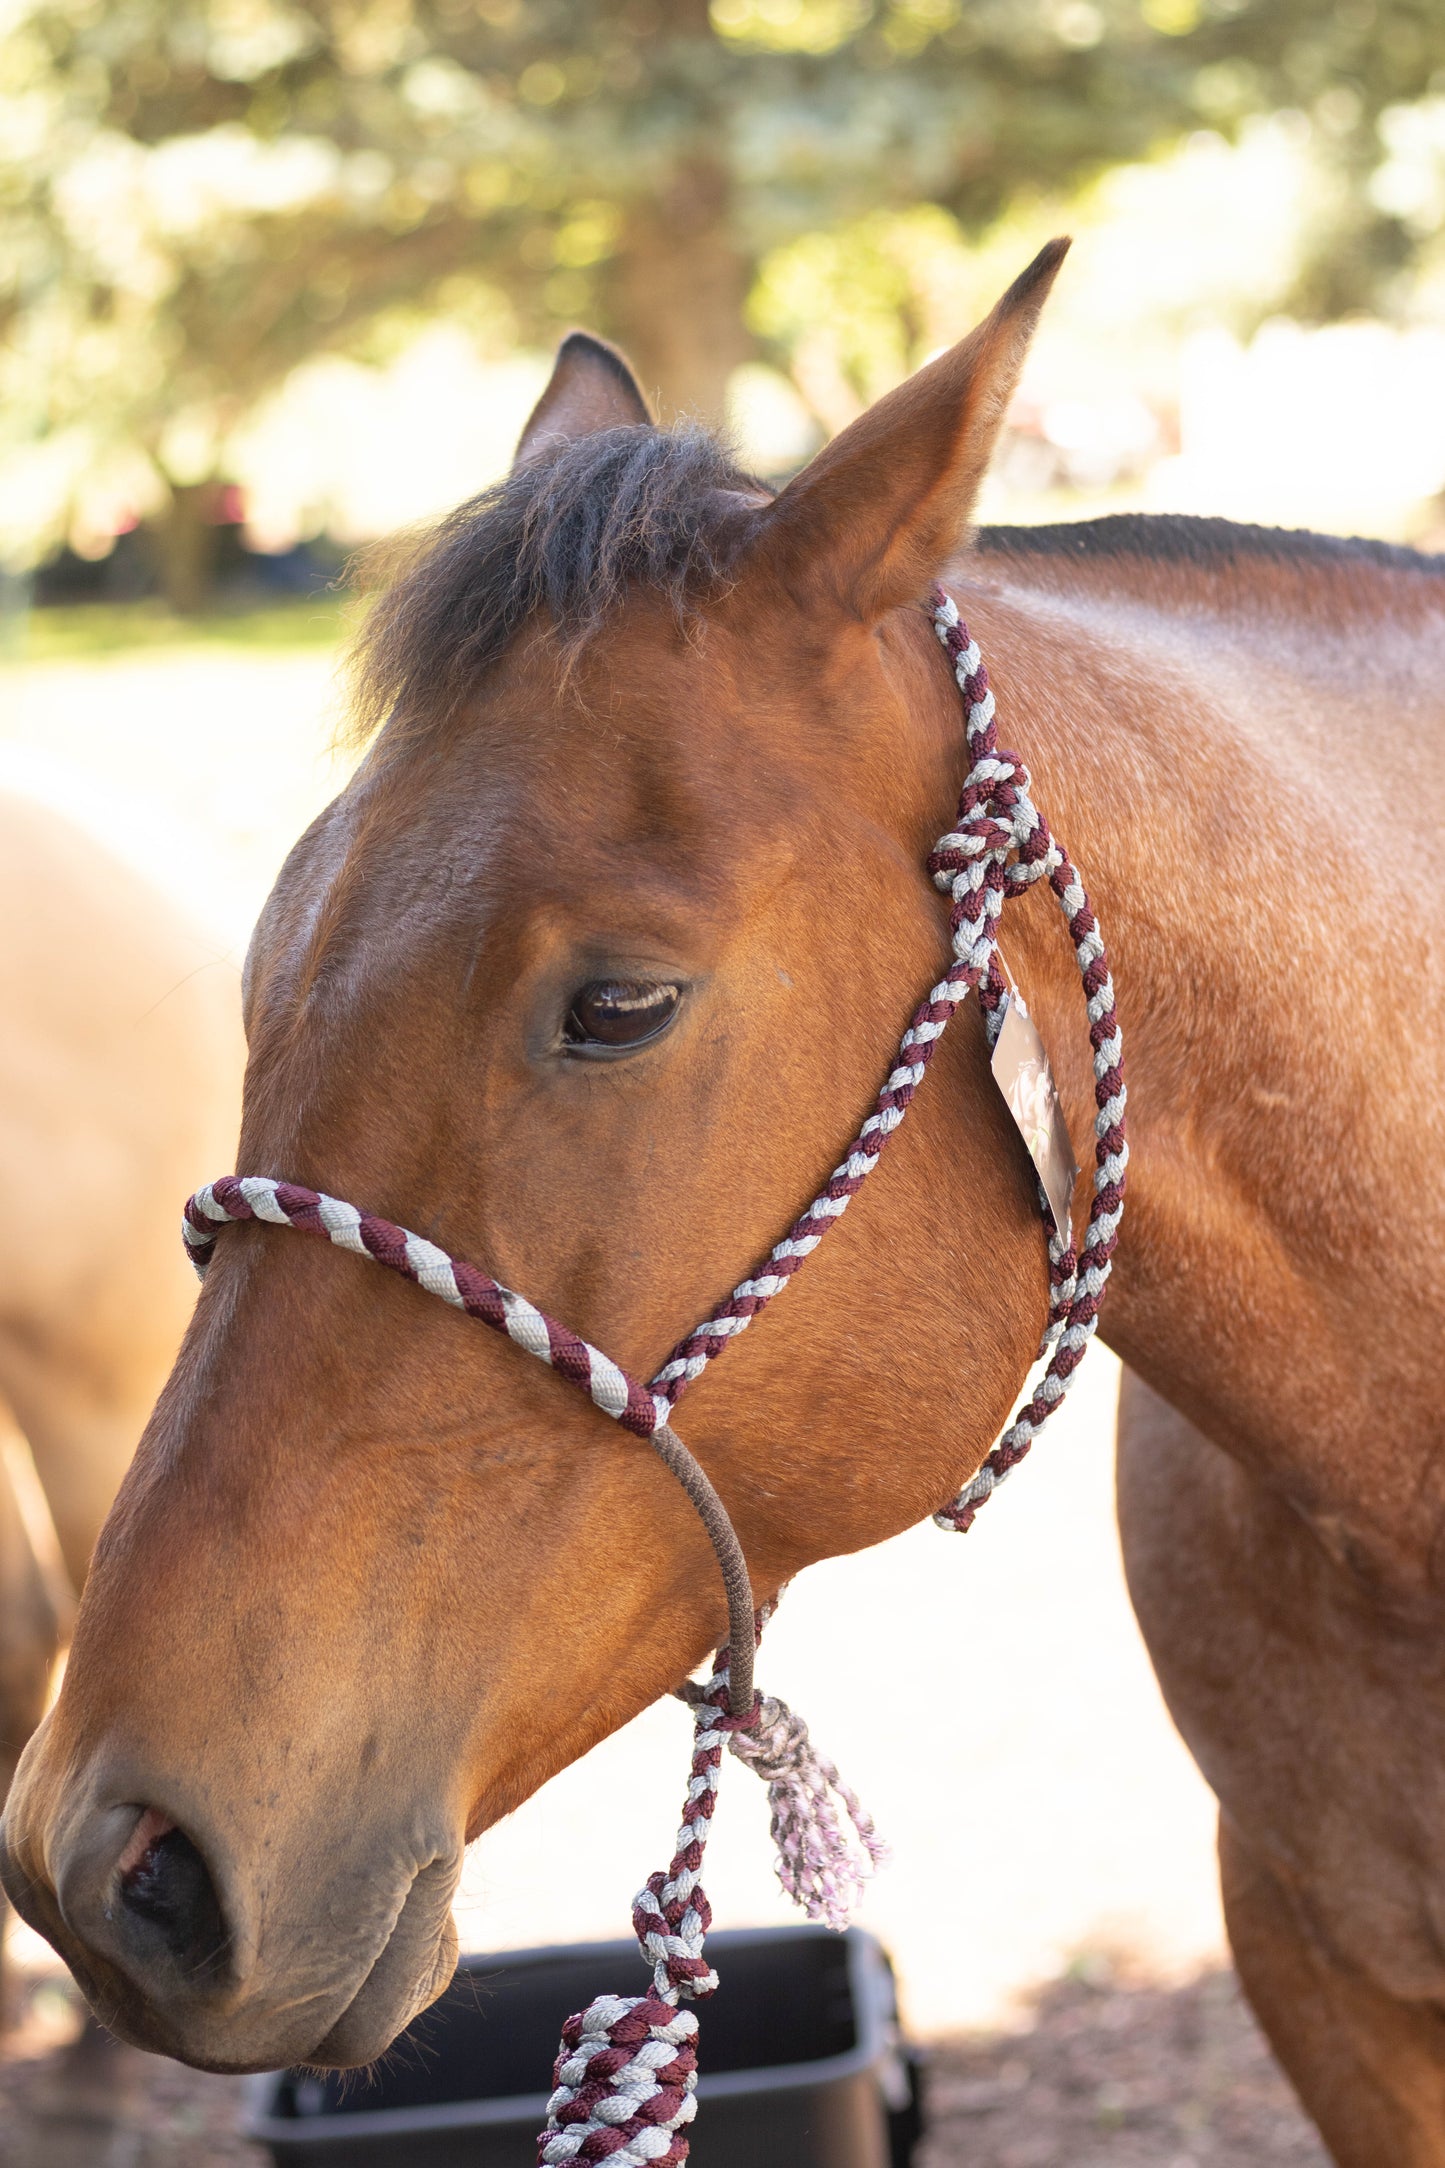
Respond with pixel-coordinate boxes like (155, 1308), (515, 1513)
(5, 0), (1445, 583)
(750, 206), (984, 421)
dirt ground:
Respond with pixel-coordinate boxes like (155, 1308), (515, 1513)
(2, 1958), (1328, 2167)
(917, 1960), (1328, 2168)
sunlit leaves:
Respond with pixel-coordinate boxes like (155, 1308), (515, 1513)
(4, 0), (1445, 580)
(553, 199), (621, 266)
(1138, 0), (1199, 34)
(207, 0), (317, 83)
(709, 0), (872, 55)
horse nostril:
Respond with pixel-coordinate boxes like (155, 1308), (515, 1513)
(118, 1811), (229, 1980)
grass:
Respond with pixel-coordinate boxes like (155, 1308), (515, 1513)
(0, 592), (353, 665)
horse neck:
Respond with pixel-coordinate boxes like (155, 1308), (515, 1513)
(946, 568), (1444, 1580)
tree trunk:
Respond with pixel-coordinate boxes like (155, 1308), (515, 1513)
(604, 160), (756, 427)
(151, 483), (223, 615)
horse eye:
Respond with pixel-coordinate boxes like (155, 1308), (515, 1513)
(563, 979), (682, 1053)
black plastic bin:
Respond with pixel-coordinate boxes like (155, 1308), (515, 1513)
(246, 1925), (925, 2167)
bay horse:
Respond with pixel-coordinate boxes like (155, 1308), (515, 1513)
(3, 243), (1443, 2168)
(0, 790), (243, 2020)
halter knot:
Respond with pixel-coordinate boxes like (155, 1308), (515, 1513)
(927, 812), (1017, 870)
(724, 1692), (808, 1780)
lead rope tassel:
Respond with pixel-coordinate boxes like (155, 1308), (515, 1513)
(724, 1692), (888, 1930)
(538, 1636), (884, 2165)
(678, 1635), (889, 1935)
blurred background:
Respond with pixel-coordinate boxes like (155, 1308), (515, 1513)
(7, 0), (1445, 621)
(4, 2), (1443, 2160)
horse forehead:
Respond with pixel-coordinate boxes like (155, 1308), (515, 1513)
(261, 606), (841, 1004)
(268, 727), (782, 1000)
(372, 729), (773, 911)
(374, 628), (814, 883)
(464, 601), (837, 784)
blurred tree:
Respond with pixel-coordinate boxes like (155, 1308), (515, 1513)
(4, 0), (1445, 603)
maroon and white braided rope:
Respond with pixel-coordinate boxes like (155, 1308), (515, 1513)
(183, 591), (1126, 2165)
(183, 1183), (669, 1439)
(925, 591), (1127, 1527)
(535, 1670), (734, 2166)
(538, 1991), (698, 2166)
(539, 1645), (881, 2165)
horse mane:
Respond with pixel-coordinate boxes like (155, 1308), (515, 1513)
(349, 441), (1445, 749)
(348, 424), (758, 744)
(976, 511), (1445, 577)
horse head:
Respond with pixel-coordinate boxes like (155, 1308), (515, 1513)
(1, 244), (1073, 2071)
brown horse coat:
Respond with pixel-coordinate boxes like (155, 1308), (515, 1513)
(3, 252), (1443, 2166)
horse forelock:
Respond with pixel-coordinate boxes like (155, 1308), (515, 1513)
(346, 424), (764, 747)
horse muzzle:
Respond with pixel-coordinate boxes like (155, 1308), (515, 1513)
(0, 1726), (461, 2071)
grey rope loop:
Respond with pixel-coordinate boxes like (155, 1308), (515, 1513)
(650, 1423), (755, 1717)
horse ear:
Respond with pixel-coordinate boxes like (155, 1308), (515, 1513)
(514, 331), (654, 467)
(746, 239), (1069, 620)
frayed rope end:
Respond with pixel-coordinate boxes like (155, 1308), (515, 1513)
(728, 1693), (888, 1934)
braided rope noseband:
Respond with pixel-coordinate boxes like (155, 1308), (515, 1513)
(183, 591), (1126, 2165)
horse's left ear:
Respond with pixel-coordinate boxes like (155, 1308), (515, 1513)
(514, 331), (654, 467)
(745, 239), (1069, 621)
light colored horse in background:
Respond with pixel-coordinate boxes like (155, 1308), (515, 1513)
(0, 790), (243, 2044)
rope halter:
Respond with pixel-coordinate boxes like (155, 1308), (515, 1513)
(182, 589), (1126, 2166)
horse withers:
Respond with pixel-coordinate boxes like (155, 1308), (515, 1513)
(5, 247), (1444, 2168)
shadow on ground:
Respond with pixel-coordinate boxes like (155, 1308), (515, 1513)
(3, 1959), (1327, 2166)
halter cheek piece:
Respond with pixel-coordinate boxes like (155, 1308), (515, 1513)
(184, 591), (1126, 2167)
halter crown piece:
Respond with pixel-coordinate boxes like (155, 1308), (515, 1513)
(183, 590), (1127, 2167)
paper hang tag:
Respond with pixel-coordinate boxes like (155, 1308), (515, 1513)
(990, 984), (1079, 1239)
